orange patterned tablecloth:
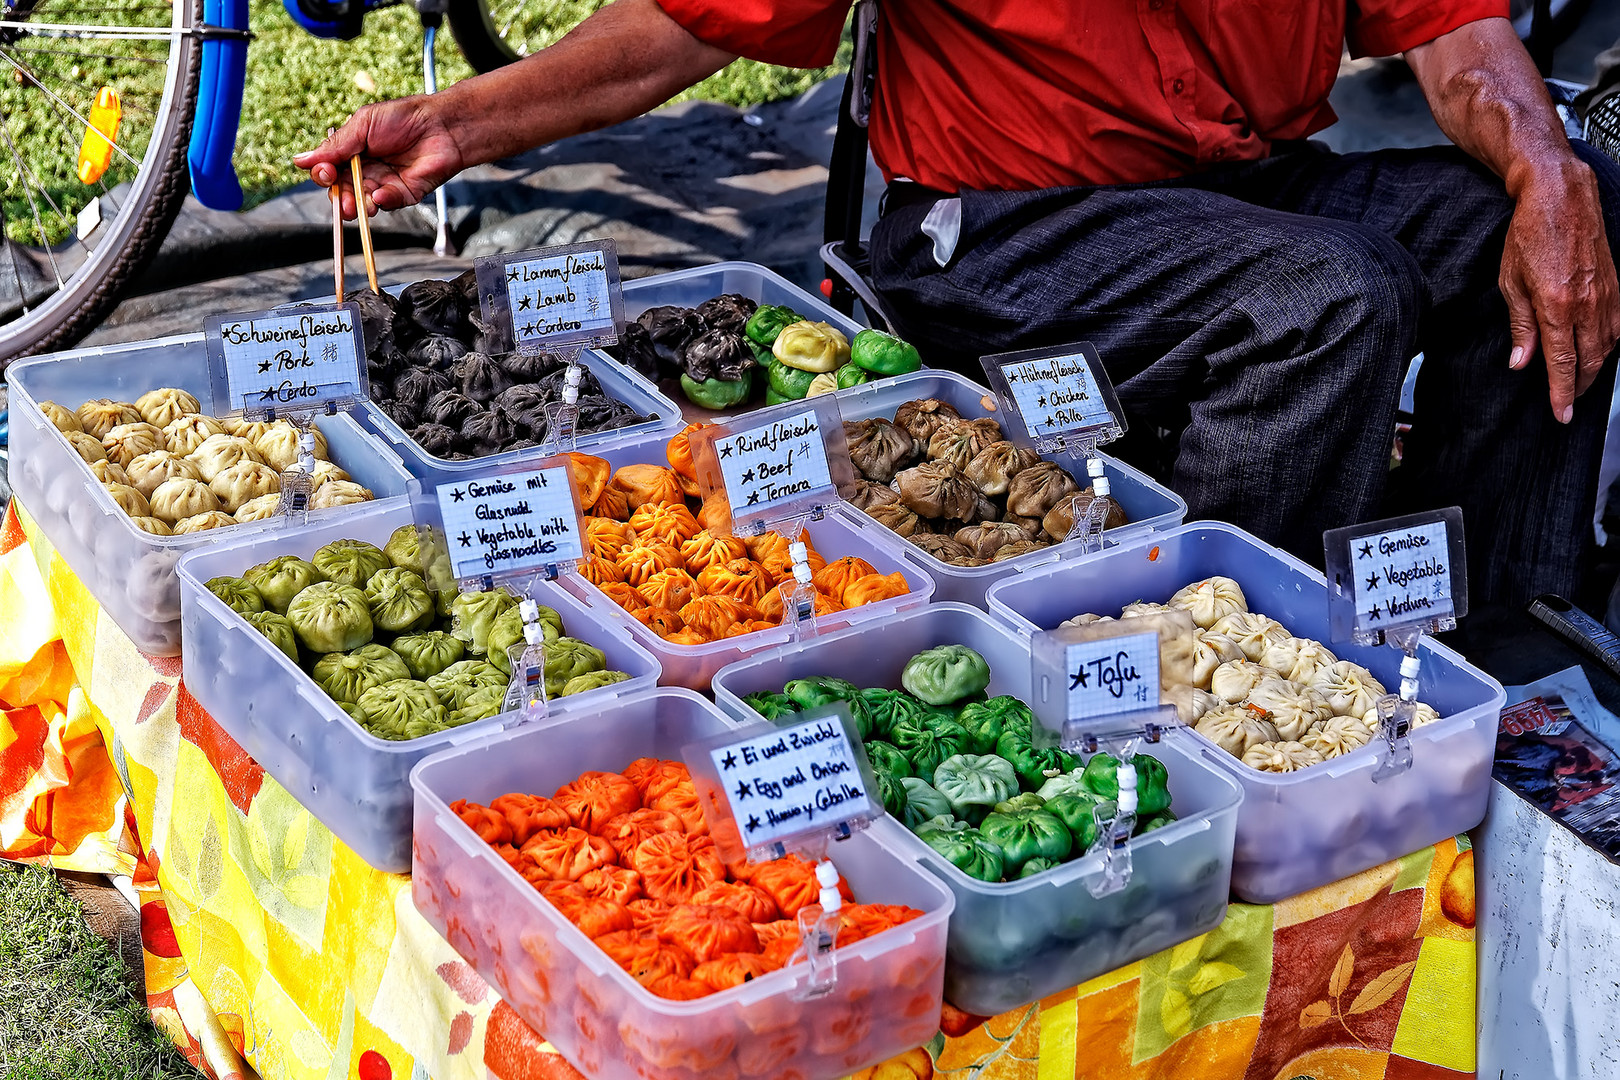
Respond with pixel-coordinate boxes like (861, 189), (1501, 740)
(0, 499), (1478, 1080)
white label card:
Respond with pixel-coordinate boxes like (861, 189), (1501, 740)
(504, 250), (615, 349)
(1001, 352), (1115, 439)
(709, 714), (871, 850)
(1350, 519), (1454, 634)
(1065, 630), (1161, 719)
(712, 410), (835, 521)
(206, 304), (365, 414)
(435, 466), (585, 581)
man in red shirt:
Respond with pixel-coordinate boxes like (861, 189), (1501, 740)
(298, 1), (1620, 605)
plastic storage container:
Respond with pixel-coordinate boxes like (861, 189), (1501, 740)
(7, 334), (414, 656)
(836, 370), (1187, 606)
(711, 603), (1242, 1016)
(558, 428), (937, 689)
(983, 521), (1506, 904)
(410, 688), (953, 1080)
(621, 261), (865, 339)
(177, 499), (661, 873)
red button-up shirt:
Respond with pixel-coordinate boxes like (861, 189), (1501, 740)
(654, 0), (1506, 191)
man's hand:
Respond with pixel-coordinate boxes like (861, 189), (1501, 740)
(1409, 17), (1620, 422)
(1500, 158), (1620, 422)
(294, 97), (464, 220)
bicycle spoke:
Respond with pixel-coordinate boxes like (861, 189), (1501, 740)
(0, 121), (65, 287)
(0, 107), (88, 251)
(9, 44), (169, 64)
(5, 48), (161, 119)
(0, 49), (140, 167)
(0, 21), (181, 39)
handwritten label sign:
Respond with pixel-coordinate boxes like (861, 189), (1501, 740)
(1002, 353), (1113, 438)
(1349, 520), (1453, 633)
(205, 303), (366, 415)
(475, 239), (624, 354)
(1066, 630), (1161, 719)
(434, 464), (585, 582)
(707, 712), (875, 851)
(713, 410), (835, 522)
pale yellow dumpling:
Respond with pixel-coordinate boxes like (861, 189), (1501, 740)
(1121, 600), (1171, 619)
(1241, 740), (1324, 773)
(65, 430), (108, 464)
(1259, 637), (1339, 685)
(1210, 611), (1291, 661)
(39, 401), (83, 434)
(1167, 575), (1247, 629)
(309, 461), (351, 489)
(1209, 659), (1276, 704)
(188, 434), (263, 482)
(209, 461), (281, 513)
(310, 480), (372, 509)
(172, 511), (237, 534)
(1196, 704), (1279, 756)
(86, 459), (128, 485)
(235, 494), (283, 522)
(76, 398), (141, 439)
(135, 388), (201, 429)
(1167, 685), (1220, 725)
(1192, 631), (1245, 690)
(103, 483), (151, 518)
(254, 421), (330, 472)
(124, 451), (202, 499)
(128, 516), (172, 536)
(1245, 676), (1333, 741)
(101, 421), (167, 467)
(1301, 716), (1375, 760)
(1359, 701), (1441, 730)
(162, 413), (225, 457)
(149, 477), (220, 523)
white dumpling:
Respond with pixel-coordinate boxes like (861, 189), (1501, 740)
(235, 494), (283, 522)
(39, 401), (83, 433)
(1309, 660), (1388, 718)
(1246, 676), (1334, 741)
(173, 510), (237, 534)
(1242, 740), (1324, 773)
(162, 413), (225, 457)
(149, 477), (221, 524)
(124, 451), (203, 499)
(135, 388), (201, 429)
(1167, 685), (1221, 725)
(101, 422), (167, 467)
(310, 480), (372, 509)
(209, 461), (281, 513)
(1260, 636), (1339, 685)
(1301, 715), (1375, 759)
(1192, 631), (1246, 690)
(1168, 575), (1247, 629)
(86, 459), (128, 486)
(76, 398), (141, 438)
(1209, 659), (1277, 704)
(103, 482), (151, 518)
(1121, 600), (1172, 619)
(1210, 611), (1291, 661)
(1195, 704), (1279, 756)
(188, 434), (264, 482)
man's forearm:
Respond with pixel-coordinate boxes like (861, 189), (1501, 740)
(434, 0), (736, 166)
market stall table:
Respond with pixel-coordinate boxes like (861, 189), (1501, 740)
(0, 500), (1478, 1080)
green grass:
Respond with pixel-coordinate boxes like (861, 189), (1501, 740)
(0, 861), (202, 1079)
(1, 0), (847, 244)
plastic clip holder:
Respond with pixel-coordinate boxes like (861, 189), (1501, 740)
(783, 537), (820, 641)
(274, 424), (319, 522)
(503, 597), (550, 722)
(793, 859), (845, 1000)
(543, 352), (585, 454)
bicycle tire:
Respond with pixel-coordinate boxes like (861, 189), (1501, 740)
(445, 0), (523, 74)
(0, 0), (204, 361)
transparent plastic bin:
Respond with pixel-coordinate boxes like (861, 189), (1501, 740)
(558, 429), (937, 690)
(835, 370), (1187, 606)
(710, 603), (1242, 1016)
(621, 261), (865, 338)
(983, 521), (1506, 904)
(7, 334), (413, 656)
(410, 688), (953, 1080)
(176, 499), (661, 873)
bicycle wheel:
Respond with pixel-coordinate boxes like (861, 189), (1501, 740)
(446, 0), (605, 75)
(0, 0), (202, 360)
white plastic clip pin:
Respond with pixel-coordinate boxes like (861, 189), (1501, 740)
(1063, 453), (1112, 552)
(1372, 651), (1422, 782)
(782, 539), (820, 641)
(545, 361), (585, 453)
(504, 598), (550, 720)
(791, 860), (843, 1000)
(1089, 748), (1139, 898)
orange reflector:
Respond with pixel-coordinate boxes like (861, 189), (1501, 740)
(76, 86), (121, 185)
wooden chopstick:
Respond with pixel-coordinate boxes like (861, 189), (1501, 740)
(328, 129), (344, 303)
(350, 154), (379, 294)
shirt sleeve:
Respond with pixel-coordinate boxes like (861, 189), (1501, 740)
(653, 0), (852, 68)
(1347, 0), (1508, 58)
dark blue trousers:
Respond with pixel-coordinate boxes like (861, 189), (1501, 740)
(870, 142), (1620, 606)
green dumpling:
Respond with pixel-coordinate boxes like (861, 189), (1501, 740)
(450, 588), (520, 656)
(312, 643), (412, 705)
(311, 539), (391, 589)
(243, 555), (326, 614)
(382, 524), (426, 576)
(487, 604), (564, 676)
(448, 684), (508, 727)
(243, 610), (299, 662)
(543, 638), (606, 698)
(559, 669), (631, 697)
(354, 679), (445, 741)
(207, 576), (264, 616)
(364, 567), (436, 634)
(285, 581), (373, 654)
(390, 630), (466, 680)
(426, 659), (508, 711)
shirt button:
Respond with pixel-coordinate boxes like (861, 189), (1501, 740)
(1172, 78), (1185, 94)
(1213, 147), (1226, 160)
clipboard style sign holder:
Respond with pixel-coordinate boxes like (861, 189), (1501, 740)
(688, 396), (858, 640)
(204, 301), (371, 521)
(683, 702), (883, 999)
(407, 455), (589, 722)
(473, 238), (626, 454)
(1323, 507), (1467, 782)
(1028, 609), (1195, 898)
(980, 340), (1128, 552)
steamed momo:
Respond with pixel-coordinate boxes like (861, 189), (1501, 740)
(1192, 631), (1246, 690)
(235, 494), (283, 522)
(1245, 677), (1333, 741)
(65, 431), (108, 464)
(1210, 611), (1290, 661)
(189, 434), (263, 481)
(255, 421), (329, 472)
(76, 398), (141, 438)
(39, 401), (83, 433)
(162, 413), (225, 456)
(135, 388), (201, 429)
(1209, 659), (1276, 704)
(86, 459), (128, 486)
(1309, 660), (1388, 718)
(209, 461), (281, 513)
(125, 451), (202, 498)
(104, 483), (151, 518)
(1259, 637), (1339, 685)
(310, 481), (372, 509)
(101, 422), (167, 467)
(1196, 704), (1279, 756)
(173, 511), (237, 534)
(150, 478), (221, 523)
(1168, 576), (1247, 629)
(1241, 740), (1324, 773)
(1301, 715), (1375, 759)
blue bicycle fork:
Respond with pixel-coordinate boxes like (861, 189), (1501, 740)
(188, 0), (248, 211)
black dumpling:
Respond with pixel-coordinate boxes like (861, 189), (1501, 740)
(499, 350), (563, 384)
(680, 328), (755, 382)
(636, 305), (704, 367)
(462, 409), (516, 455)
(393, 278), (468, 344)
(605, 322), (661, 380)
(410, 423), (461, 457)
(406, 335), (469, 371)
(378, 398), (418, 429)
(424, 389), (481, 429)
(694, 293), (757, 336)
(350, 288), (398, 351)
(453, 352), (514, 403)
(492, 385), (551, 439)
(393, 365), (453, 410)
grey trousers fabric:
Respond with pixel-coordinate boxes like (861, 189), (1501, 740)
(869, 142), (1620, 606)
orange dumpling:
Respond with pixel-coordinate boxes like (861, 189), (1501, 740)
(553, 770), (642, 833)
(648, 779), (707, 835)
(841, 570), (911, 608)
(450, 799), (513, 845)
(608, 463), (684, 511)
(596, 581), (648, 614)
(744, 531), (789, 563)
(666, 422), (719, 482)
(695, 558), (773, 606)
(596, 930), (695, 985)
(657, 904), (760, 962)
(664, 627), (711, 646)
(755, 584), (842, 622)
(579, 555), (623, 589)
(836, 903), (923, 947)
(693, 952), (780, 992)
(519, 826), (618, 882)
(591, 484), (632, 521)
(621, 758), (691, 803)
(626, 897), (672, 934)
(637, 567), (698, 611)
(600, 807), (684, 853)
(633, 605), (685, 638)
(615, 540), (683, 587)
(577, 864), (644, 906)
(629, 831), (726, 905)
(749, 855), (822, 918)
(545, 887), (634, 939)
(489, 792), (570, 847)
(565, 452), (612, 509)
(813, 556), (878, 601)
(697, 494), (732, 534)
(628, 501), (701, 548)
(646, 973), (712, 1001)
(679, 595), (760, 641)
(585, 517), (636, 560)
(693, 881), (781, 924)
(723, 620), (770, 638)
(680, 530), (748, 574)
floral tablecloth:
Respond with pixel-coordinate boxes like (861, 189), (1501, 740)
(0, 500), (1478, 1080)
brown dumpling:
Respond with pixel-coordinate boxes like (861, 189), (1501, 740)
(955, 521), (1034, 560)
(843, 418), (915, 484)
(125, 451), (202, 498)
(101, 422), (168, 468)
(893, 398), (962, 444)
(964, 440), (1042, 496)
(209, 461), (281, 514)
(867, 501), (924, 538)
(925, 419), (998, 472)
(39, 401), (83, 434)
(1042, 489), (1129, 541)
(1004, 512), (1045, 538)
(909, 534), (972, 561)
(991, 539), (1048, 562)
(76, 398), (141, 439)
(893, 460), (985, 522)
(946, 553), (991, 567)
(848, 479), (901, 513)
(173, 510), (238, 534)
(1006, 460), (1082, 519)
(162, 413), (225, 457)
(135, 388), (201, 429)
